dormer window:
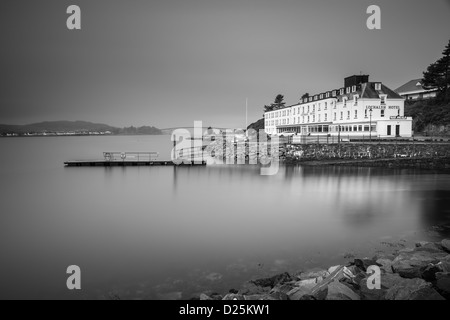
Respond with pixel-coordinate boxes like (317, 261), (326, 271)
(320, 94), (323, 99)
(326, 92), (330, 98)
(309, 97), (313, 102)
(375, 83), (382, 91)
(332, 90), (337, 97)
(346, 87), (351, 94)
(314, 95), (318, 101)
(340, 88), (344, 95)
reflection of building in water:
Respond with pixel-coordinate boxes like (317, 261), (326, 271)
(264, 75), (412, 138)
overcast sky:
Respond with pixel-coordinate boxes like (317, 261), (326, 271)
(1, 0), (449, 128)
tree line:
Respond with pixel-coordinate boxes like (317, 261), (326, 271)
(422, 39), (450, 102)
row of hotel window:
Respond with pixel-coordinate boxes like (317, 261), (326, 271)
(278, 125), (377, 133)
(266, 109), (399, 126)
(266, 96), (387, 119)
(299, 84), (382, 103)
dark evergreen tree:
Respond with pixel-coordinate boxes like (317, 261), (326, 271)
(263, 94), (286, 112)
(272, 94), (286, 110)
(422, 39), (450, 101)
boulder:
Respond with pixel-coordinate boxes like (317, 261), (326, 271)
(270, 284), (295, 295)
(326, 281), (360, 300)
(436, 271), (450, 280)
(353, 258), (379, 272)
(293, 277), (323, 289)
(298, 269), (330, 280)
(297, 286), (328, 301)
(408, 287), (445, 300)
(285, 274), (327, 300)
(415, 241), (432, 248)
(287, 286), (311, 300)
(376, 258), (394, 273)
(392, 249), (447, 279)
(414, 245), (445, 254)
(415, 241), (443, 253)
(200, 293), (212, 301)
(328, 265), (341, 274)
(250, 272), (292, 288)
(359, 273), (425, 300)
(441, 239), (450, 253)
(391, 260), (422, 279)
(435, 272), (450, 297)
(238, 282), (269, 295)
(438, 255), (450, 272)
(269, 291), (289, 300)
(419, 264), (441, 281)
(312, 286), (328, 300)
(385, 277), (431, 300)
(287, 283), (328, 300)
(244, 294), (277, 300)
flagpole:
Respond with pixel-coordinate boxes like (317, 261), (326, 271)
(245, 98), (248, 131)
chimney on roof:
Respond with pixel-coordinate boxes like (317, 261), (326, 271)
(345, 75), (369, 88)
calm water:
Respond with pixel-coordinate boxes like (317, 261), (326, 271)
(1, 136), (450, 300)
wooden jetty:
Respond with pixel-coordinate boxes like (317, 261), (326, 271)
(64, 152), (206, 167)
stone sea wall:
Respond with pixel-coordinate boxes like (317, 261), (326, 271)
(283, 143), (450, 170)
(199, 240), (450, 300)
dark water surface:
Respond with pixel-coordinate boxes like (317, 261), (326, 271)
(1, 136), (450, 299)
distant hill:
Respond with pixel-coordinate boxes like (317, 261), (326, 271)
(0, 121), (116, 134)
(0, 121), (163, 136)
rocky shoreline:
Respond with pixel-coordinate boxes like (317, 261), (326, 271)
(198, 239), (450, 300)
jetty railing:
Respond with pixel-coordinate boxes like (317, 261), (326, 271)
(103, 152), (159, 161)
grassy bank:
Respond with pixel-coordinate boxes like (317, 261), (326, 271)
(405, 99), (450, 136)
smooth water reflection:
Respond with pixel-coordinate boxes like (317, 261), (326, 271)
(0, 137), (450, 299)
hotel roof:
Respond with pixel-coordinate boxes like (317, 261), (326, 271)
(395, 79), (437, 94)
(266, 81), (403, 112)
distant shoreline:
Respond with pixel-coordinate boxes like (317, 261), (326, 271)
(0, 133), (168, 138)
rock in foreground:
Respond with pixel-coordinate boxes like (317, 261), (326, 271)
(199, 239), (450, 300)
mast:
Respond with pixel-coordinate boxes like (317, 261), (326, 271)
(245, 98), (248, 131)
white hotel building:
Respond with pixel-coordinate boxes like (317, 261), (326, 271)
(264, 75), (413, 138)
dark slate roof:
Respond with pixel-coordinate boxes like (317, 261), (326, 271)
(395, 79), (431, 94)
(268, 81), (403, 111)
(379, 84), (404, 99)
(338, 82), (403, 101)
